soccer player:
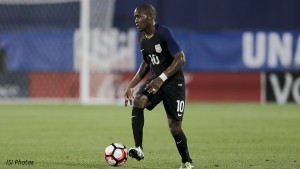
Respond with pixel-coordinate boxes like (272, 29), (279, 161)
(124, 4), (193, 169)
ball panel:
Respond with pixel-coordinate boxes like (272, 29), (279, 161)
(118, 159), (126, 165)
(105, 156), (116, 166)
(124, 149), (128, 158)
(114, 143), (125, 149)
(104, 145), (114, 156)
(113, 149), (123, 159)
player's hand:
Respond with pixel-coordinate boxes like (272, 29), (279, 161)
(124, 88), (134, 107)
(145, 77), (163, 94)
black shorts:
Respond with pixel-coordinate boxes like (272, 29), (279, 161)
(136, 78), (186, 121)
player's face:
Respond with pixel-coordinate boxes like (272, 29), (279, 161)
(134, 8), (151, 32)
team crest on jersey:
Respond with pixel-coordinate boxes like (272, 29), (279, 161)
(155, 44), (162, 53)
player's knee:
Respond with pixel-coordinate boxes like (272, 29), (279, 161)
(170, 127), (182, 135)
(169, 120), (182, 135)
(133, 94), (150, 108)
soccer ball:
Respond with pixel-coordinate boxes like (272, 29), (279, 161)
(104, 143), (128, 166)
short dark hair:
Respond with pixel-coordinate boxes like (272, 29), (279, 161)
(137, 4), (156, 19)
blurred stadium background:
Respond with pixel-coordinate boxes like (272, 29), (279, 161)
(0, 0), (300, 104)
(1, 1), (300, 169)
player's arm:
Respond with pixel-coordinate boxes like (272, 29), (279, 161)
(124, 61), (149, 106)
(163, 51), (185, 78)
(161, 27), (186, 79)
(128, 60), (149, 89)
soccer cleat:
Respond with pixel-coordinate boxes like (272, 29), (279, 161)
(179, 162), (194, 169)
(128, 146), (144, 161)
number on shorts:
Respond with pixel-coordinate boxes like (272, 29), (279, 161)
(176, 100), (185, 113)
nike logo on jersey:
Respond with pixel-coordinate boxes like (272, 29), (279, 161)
(177, 113), (183, 117)
(131, 116), (136, 118)
(140, 49), (144, 52)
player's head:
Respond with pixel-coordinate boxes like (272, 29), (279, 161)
(134, 4), (156, 32)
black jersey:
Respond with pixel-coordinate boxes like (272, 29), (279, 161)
(139, 24), (185, 83)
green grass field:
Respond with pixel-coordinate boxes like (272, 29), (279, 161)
(0, 102), (299, 169)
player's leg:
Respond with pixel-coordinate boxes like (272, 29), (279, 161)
(168, 118), (193, 168)
(129, 94), (149, 161)
(129, 80), (163, 161)
(131, 94), (150, 149)
(162, 84), (193, 168)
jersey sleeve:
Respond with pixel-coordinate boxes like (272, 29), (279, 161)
(159, 26), (182, 56)
(138, 33), (149, 63)
(142, 52), (149, 63)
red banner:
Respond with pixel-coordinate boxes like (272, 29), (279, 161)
(27, 72), (261, 102)
(117, 72), (261, 102)
(29, 72), (79, 98)
(185, 72), (261, 101)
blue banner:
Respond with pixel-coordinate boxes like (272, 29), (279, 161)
(136, 31), (300, 72)
(1, 29), (300, 72)
(0, 30), (74, 71)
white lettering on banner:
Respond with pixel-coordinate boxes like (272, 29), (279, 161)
(292, 78), (300, 102)
(74, 28), (137, 102)
(74, 28), (136, 72)
(242, 32), (300, 69)
(269, 73), (293, 104)
(242, 32), (266, 68)
(269, 73), (300, 104)
(295, 36), (300, 66)
(0, 85), (20, 97)
(268, 33), (292, 68)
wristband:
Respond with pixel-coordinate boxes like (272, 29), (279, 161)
(159, 73), (168, 82)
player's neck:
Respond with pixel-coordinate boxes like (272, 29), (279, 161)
(145, 33), (154, 39)
(145, 23), (155, 39)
